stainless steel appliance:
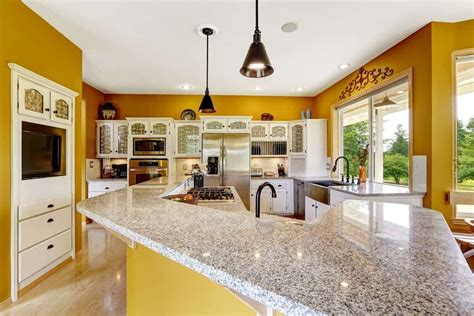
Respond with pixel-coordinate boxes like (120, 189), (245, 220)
(129, 159), (168, 185)
(112, 164), (127, 178)
(187, 187), (235, 203)
(22, 121), (66, 180)
(202, 134), (250, 209)
(132, 138), (166, 156)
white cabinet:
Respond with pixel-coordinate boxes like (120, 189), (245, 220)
(96, 120), (129, 158)
(202, 116), (251, 133)
(50, 91), (73, 125)
(305, 197), (330, 222)
(128, 119), (172, 137)
(289, 119), (328, 177)
(87, 180), (127, 198)
(175, 121), (201, 157)
(17, 77), (73, 125)
(251, 121), (288, 141)
(250, 179), (294, 215)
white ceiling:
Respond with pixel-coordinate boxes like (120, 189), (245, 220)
(23, 0), (474, 96)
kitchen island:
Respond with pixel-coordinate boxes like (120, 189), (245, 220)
(77, 176), (474, 315)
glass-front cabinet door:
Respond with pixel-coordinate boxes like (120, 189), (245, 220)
(269, 123), (288, 140)
(114, 121), (129, 157)
(97, 122), (114, 158)
(250, 122), (268, 140)
(50, 91), (72, 124)
(175, 122), (201, 157)
(202, 118), (227, 133)
(18, 77), (51, 120)
(289, 122), (306, 155)
(130, 121), (148, 136)
(151, 121), (168, 136)
(227, 118), (251, 133)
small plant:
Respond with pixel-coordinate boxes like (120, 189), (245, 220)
(357, 144), (369, 167)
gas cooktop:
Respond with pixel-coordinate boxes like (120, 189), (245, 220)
(187, 187), (235, 203)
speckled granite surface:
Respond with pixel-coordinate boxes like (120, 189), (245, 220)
(330, 181), (425, 196)
(77, 179), (473, 315)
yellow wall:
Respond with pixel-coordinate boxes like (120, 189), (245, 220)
(313, 20), (474, 224)
(0, 0), (83, 301)
(313, 24), (433, 207)
(127, 245), (255, 315)
(430, 20), (474, 224)
(82, 83), (105, 159)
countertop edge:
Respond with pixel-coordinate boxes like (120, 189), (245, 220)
(76, 199), (317, 315)
(329, 186), (426, 197)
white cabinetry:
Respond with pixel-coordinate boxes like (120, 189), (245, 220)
(202, 116), (251, 133)
(96, 120), (129, 158)
(174, 121), (201, 157)
(87, 180), (127, 198)
(250, 179), (293, 215)
(289, 119), (328, 177)
(128, 118), (172, 137)
(50, 91), (73, 125)
(251, 121), (288, 140)
(329, 189), (424, 208)
(305, 197), (331, 222)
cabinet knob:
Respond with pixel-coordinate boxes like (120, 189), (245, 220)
(47, 244), (54, 250)
(45, 108), (50, 112)
(47, 204), (54, 208)
(105, 187), (110, 190)
(47, 218), (54, 223)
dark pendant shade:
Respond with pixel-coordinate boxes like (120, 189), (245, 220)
(199, 88), (215, 113)
(240, 32), (274, 78)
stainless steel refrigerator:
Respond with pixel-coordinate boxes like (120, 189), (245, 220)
(202, 133), (250, 209)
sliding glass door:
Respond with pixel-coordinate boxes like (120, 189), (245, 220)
(338, 79), (410, 186)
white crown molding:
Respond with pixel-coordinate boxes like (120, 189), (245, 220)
(8, 63), (79, 97)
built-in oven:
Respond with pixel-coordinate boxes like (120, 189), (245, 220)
(133, 138), (166, 156)
(129, 159), (168, 185)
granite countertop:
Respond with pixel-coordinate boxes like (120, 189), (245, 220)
(76, 177), (473, 314)
(330, 181), (425, 197)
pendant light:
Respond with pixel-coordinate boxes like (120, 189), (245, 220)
(240, 0), (274, 78)
(199, 27), (216, 113)
(374, 93), (396, 108)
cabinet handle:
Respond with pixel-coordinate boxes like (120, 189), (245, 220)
(47, 204), (54, 208)
(47, 218), (54, 223)
(278, 185), (282, 187)
(312, 204), (315, 207)
(45, 108), (50, 112)
(53, 110), (58, 114)
(105, 187), (110, 190)
(47, 244), (54, 250)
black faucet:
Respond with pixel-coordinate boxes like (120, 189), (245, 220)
(332, 156), (350, 183)
(255, 182), (277, 218)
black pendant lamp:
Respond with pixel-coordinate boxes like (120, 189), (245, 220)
(240, 0), (274, 78)
(199, 28), (216, 113)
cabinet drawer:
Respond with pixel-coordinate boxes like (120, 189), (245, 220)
(19, 196), (71, 221)
(19, 230), (71, 282)
(19, 207), (71, 252)
(250, 179), (288, 190)
(88, 181), (127, 192)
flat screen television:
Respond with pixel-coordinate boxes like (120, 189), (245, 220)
(22, 121), (66, 180)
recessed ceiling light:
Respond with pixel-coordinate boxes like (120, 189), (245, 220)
(295, 87), (304, 92)
(396, 90), (405, 94)
(338, 63), (350, 69)
(179, 84), (193, 90)
(281, 22), (298, 33)
(254, 86), (262, 91)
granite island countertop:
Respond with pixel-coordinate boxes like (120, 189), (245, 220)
(76, 177), (473, 315)
(330, 181), (425, 197)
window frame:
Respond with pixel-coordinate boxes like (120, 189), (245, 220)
(331, 68), (413, 188)
(451, 49), (474, 221)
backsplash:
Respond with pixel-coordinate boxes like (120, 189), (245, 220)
(175, 158), (201, 176)
(251, 157), (288, 176)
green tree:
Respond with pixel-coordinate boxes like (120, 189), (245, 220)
(343, 121), (368, 175)
(388, 124), (408, 156)
(383, 153), (408, 184)
(458, 117), (474, 184)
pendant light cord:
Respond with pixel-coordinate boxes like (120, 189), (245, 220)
(206, 33), (209, 91)
(255, 0), (260, 33)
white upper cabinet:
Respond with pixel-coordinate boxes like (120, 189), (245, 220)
(18, 77), (51, 120)
(175, 121), (201, 157)
(251, 121), (288, 141)
(289, 121), (306, 155)
(201, 116), (252, 133)
(50, 91), (73, 125)
(150, 121), (168, 136)
(128, 119), (171, 137)
(129, 121), (149, 136)
(96, 120), (129, 158)
(251, 122), (269, 140)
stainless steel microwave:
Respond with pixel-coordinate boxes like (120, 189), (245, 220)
(133, 138), (166, 156)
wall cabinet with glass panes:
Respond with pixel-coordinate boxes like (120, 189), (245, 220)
(201, 116), (251, 133)
(251, 121), (288, 141)
(174, 121), (201, 157)
(96, 120), (129, 158)
(127, 118), (172, 137)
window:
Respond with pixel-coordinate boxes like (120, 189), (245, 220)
(454, 53), (474, 219)
(338, 80), (410, 186)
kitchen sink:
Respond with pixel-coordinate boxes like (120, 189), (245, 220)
(311, 180), (353, 187)
(305, 180), (354, 205)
